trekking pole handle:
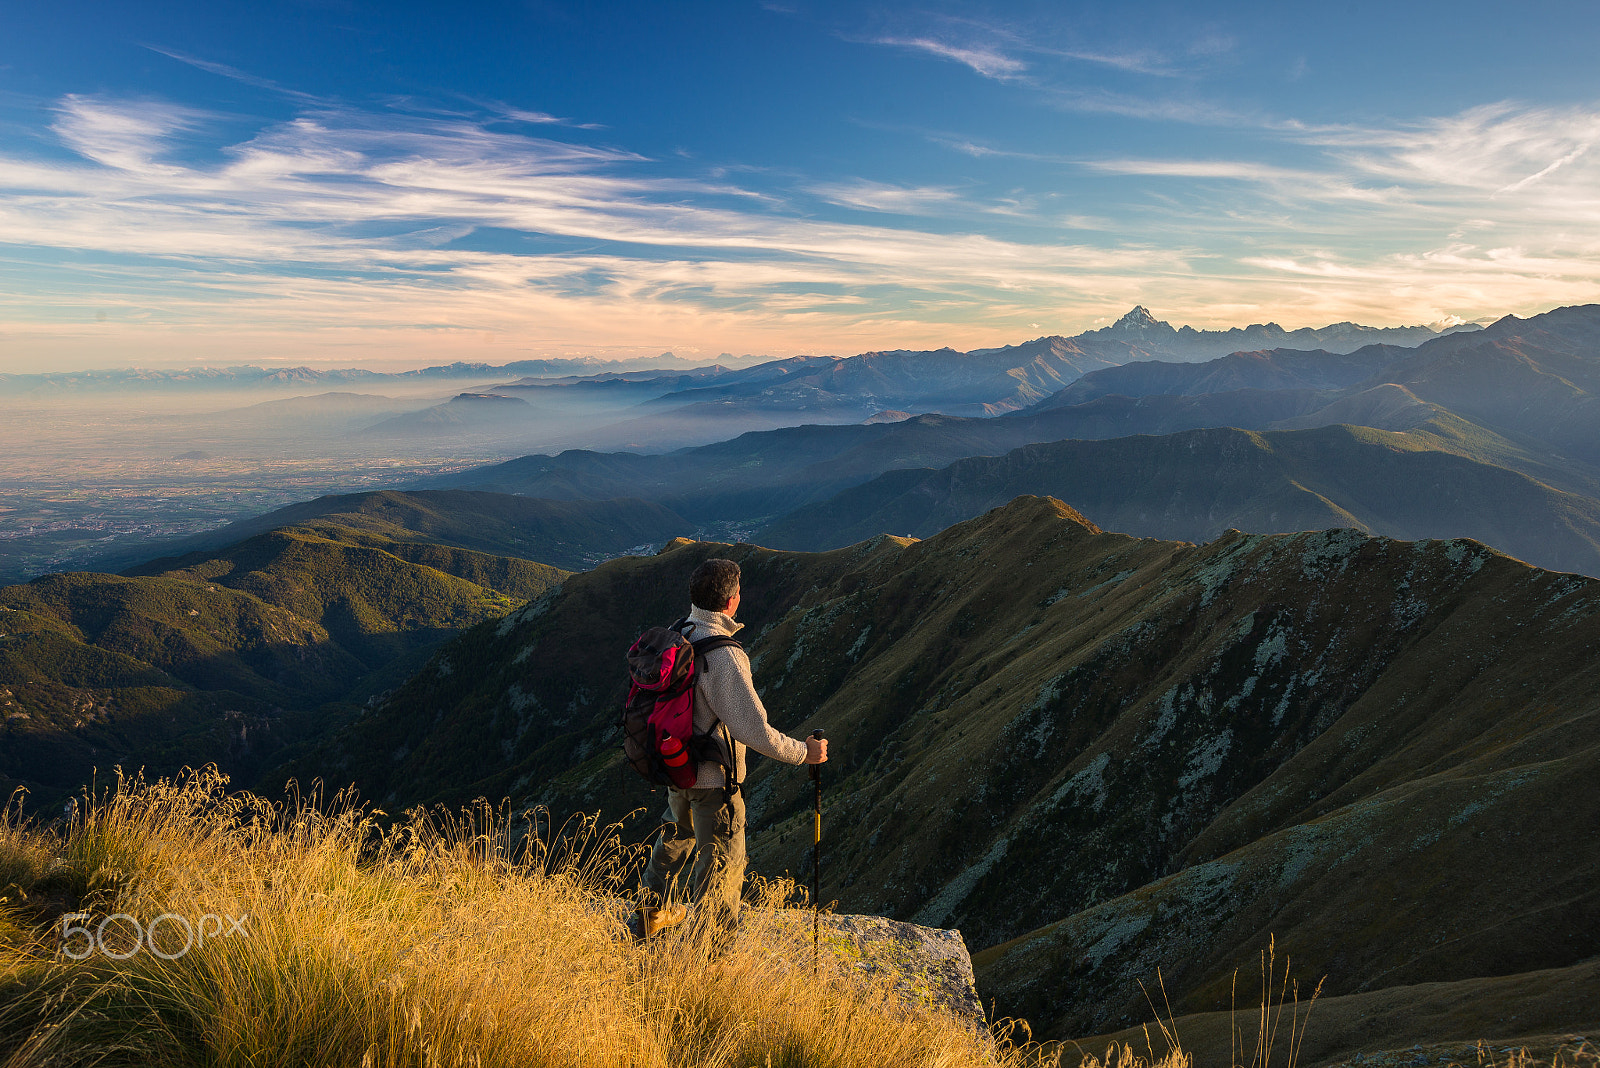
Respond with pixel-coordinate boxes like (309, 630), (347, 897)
(808, 728), (824, 782)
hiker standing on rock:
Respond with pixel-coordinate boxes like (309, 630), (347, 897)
(634, 557), (827, 938)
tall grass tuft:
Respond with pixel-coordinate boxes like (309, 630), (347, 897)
(0, 768), (1127, 1068)
(1477, 1040), (1599, 1068)
(1227, 936), (1322, 1068)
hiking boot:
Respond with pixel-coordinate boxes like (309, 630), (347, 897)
(641, 904), (687, 938)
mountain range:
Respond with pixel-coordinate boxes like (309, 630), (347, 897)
(485, 309), (1488, 448)
(425, 303), (1600, 578)
(0, 355), (733, 394)
(0, 308), (1476, 399)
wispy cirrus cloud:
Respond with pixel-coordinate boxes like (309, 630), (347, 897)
(1331, 103), (1600, 206)
(49, 94), (213, 172)
(871, 36), (1028, 79)
(0, 92), (1200, 368)
(1089, 101), (1600, 214)
(804, 178), (964, 214)
(5, 80), (1600, 372)
(142, 46), (324, 106)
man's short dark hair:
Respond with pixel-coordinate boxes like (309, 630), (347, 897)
(690, 558), (741, 611)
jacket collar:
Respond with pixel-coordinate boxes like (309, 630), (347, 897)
(687, 604), (743, 637)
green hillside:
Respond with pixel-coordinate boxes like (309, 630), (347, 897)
(279, 496), (1600, 1059)
(755, 421), (1600, 577)
(84, 489), (689, 575)
(1, 524), (567, 808)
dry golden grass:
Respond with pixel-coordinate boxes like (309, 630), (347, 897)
(1473, 1041), (1600, 1068)
(0, 770), (1192, 1068)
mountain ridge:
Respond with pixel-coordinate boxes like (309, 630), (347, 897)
(753, 420), (1600, 577)
(269, 494), (1600, 1057)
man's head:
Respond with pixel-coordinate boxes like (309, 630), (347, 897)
(690, 557), (741, 615)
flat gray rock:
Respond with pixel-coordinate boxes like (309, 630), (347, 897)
(769, 912), (987, 1031)
(607, 898), (986, 1032)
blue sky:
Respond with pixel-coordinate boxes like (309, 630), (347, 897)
(2, 0), (1599, 371)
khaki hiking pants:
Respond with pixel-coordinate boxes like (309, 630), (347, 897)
(642, 786), (745, 927)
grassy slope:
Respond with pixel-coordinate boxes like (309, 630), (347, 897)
(1078, 960), (1600, 1068)
(83, 489), (690, 575)
(281, 496), (1600, 1057)
(754, 422), (1600, 577)
(1, 524), (567, 808)
(0, 772), (1023, 1068)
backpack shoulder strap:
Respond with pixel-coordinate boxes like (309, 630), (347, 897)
(684, 631), (745, 805)
(690, 634), (742, 667)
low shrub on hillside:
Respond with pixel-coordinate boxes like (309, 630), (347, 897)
(0, 769), (1134, 1068)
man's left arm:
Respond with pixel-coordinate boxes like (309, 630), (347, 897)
(706, 647), (808, 764)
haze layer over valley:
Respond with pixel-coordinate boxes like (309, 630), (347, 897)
(2, 306), (1534, 583)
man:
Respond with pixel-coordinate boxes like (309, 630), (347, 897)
(636, 556), (828, 937)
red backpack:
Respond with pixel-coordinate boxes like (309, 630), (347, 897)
(621, 619), (741, 789)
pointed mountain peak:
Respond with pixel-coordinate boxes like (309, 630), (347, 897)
(1099, 305), (1177, 339)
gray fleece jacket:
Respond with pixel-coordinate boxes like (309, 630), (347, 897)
(681, 605), (808, 788)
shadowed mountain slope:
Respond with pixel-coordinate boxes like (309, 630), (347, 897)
(439, 390), (1335, 520)
(0, 524), (567, 809)
(1268, 382), (1444, 431)
(755, 422), (1600, 577)
(1039, 344), (1414, 409)
(1368, 304), (1600, 465)
(276, 496), (1600, 1057)
(84, 490), (689, 576)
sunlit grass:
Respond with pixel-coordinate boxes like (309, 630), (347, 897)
(0, 769), (1161, 1068)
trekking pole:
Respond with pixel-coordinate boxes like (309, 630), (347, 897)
(809, 728), (824, 972)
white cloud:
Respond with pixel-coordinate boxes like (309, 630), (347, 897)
(0, 93), (1198, 366)
(804, 179), (963, 214)
(3, 90), (1600, 370)
(873, 37), (1027, 79)
(50, 95), (210, 172)
(1084, 159), (1317, 181)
